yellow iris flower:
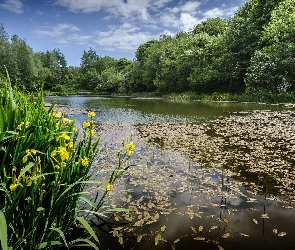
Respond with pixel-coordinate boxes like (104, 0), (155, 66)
(88, 111), (96, 118)
(106, 183), (114, 191)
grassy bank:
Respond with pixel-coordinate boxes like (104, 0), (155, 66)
(163, 91), (295, 103)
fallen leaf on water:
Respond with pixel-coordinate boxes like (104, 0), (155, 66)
(137, 235), (143, 243)
(209, 226), (218, 232)
(223, 217), (229, 223)
(273, 229), (278, 234)
(240, 233), (249, 237)
(260, 214), (269, 219)
(194, 237), (205, 241)
(198, 226), (203, 232)
(217, 245), (224, 250)
(191, 227), (198, 234)
(278, 232), (287, 237)
(133, 219), (145, 227)
(222, 233), (230, 238)
(173, 238), (180, 244)
(155, 233), (167, 245)
(253, 219), (258, 224)
(161, 225), (166, 232)
(153, 213), (160, 220)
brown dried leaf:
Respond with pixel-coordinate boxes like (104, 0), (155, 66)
(173, 238), (180, 244)
(260, 214), (269, 219)
(209, 226), (218, 232)
(137, 235), (143, 243)
(278, 232), (287, 237)
(223, 217), (229, 223)
(222, 233), (230, 238)
(194, 237), (205, 241)
(153, 213), (160, 220)
(191, 227), (198, 234)
(240, 233), (249, 237)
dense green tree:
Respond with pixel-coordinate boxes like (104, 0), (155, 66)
(80, 47), (100, 73)
(96, 67), (124, 93)
(11, 35), (37, 90)
(188, 33), (225, 93)
(38, 49), (68, 90)
(96, 56), (116, 73)
(80, 69), (101, 90)
(223, 0), (284, 92)
(192, 17), (228, 36)
(0, 23), (17, 81)
(116, 58), (132, 71)
(245, 0), (295, 93)
(135, 40), (158, 63)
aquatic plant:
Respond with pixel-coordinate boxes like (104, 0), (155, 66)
(0, 74), (134, 249)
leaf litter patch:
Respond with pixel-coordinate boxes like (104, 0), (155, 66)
(91, 110), (295, 249)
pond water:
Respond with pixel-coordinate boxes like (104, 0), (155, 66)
(45, 95), (286, 124)
(45, 96), (295, 250)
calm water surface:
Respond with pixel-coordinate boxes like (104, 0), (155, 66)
(45, 96), (295, 250)
(45, 95), (287, 124)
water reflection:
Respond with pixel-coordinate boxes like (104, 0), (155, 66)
(45, 96), (288, 125)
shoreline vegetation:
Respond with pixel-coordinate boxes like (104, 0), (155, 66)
(45, 91), (295, 107)
(0, 77), (135, 249)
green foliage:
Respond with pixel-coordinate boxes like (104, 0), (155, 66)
(192, 17), (228, 36)
(222, 0), (284, 92)
(96, 67), (125, 93)
(246, 0), (295, 94)
(0, 75), (135, 249)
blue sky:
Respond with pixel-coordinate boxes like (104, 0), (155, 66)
(0, 0), (247, 66)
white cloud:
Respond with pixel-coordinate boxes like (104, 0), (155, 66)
(0, 0), (23, 13)
(180, 13), (199, 32)
(68, 34), (94, 44)
(34, 23), (80, 37)
(93, 23), (158, 52)
(202, 6), (239, 19)
(203, 7), (224, 19)
(180, 1), (201, 14)
(55, 0), (152, 20)
(159, 13), (180, 29)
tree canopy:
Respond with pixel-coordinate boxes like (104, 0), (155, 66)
(0, 0), (293, 97)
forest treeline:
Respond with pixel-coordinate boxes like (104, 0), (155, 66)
(0, 0), (294, 99)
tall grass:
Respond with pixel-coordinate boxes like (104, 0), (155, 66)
(0, 75), (134, 249)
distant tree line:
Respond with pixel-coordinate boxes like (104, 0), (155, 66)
(0, 0), (294, 97)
